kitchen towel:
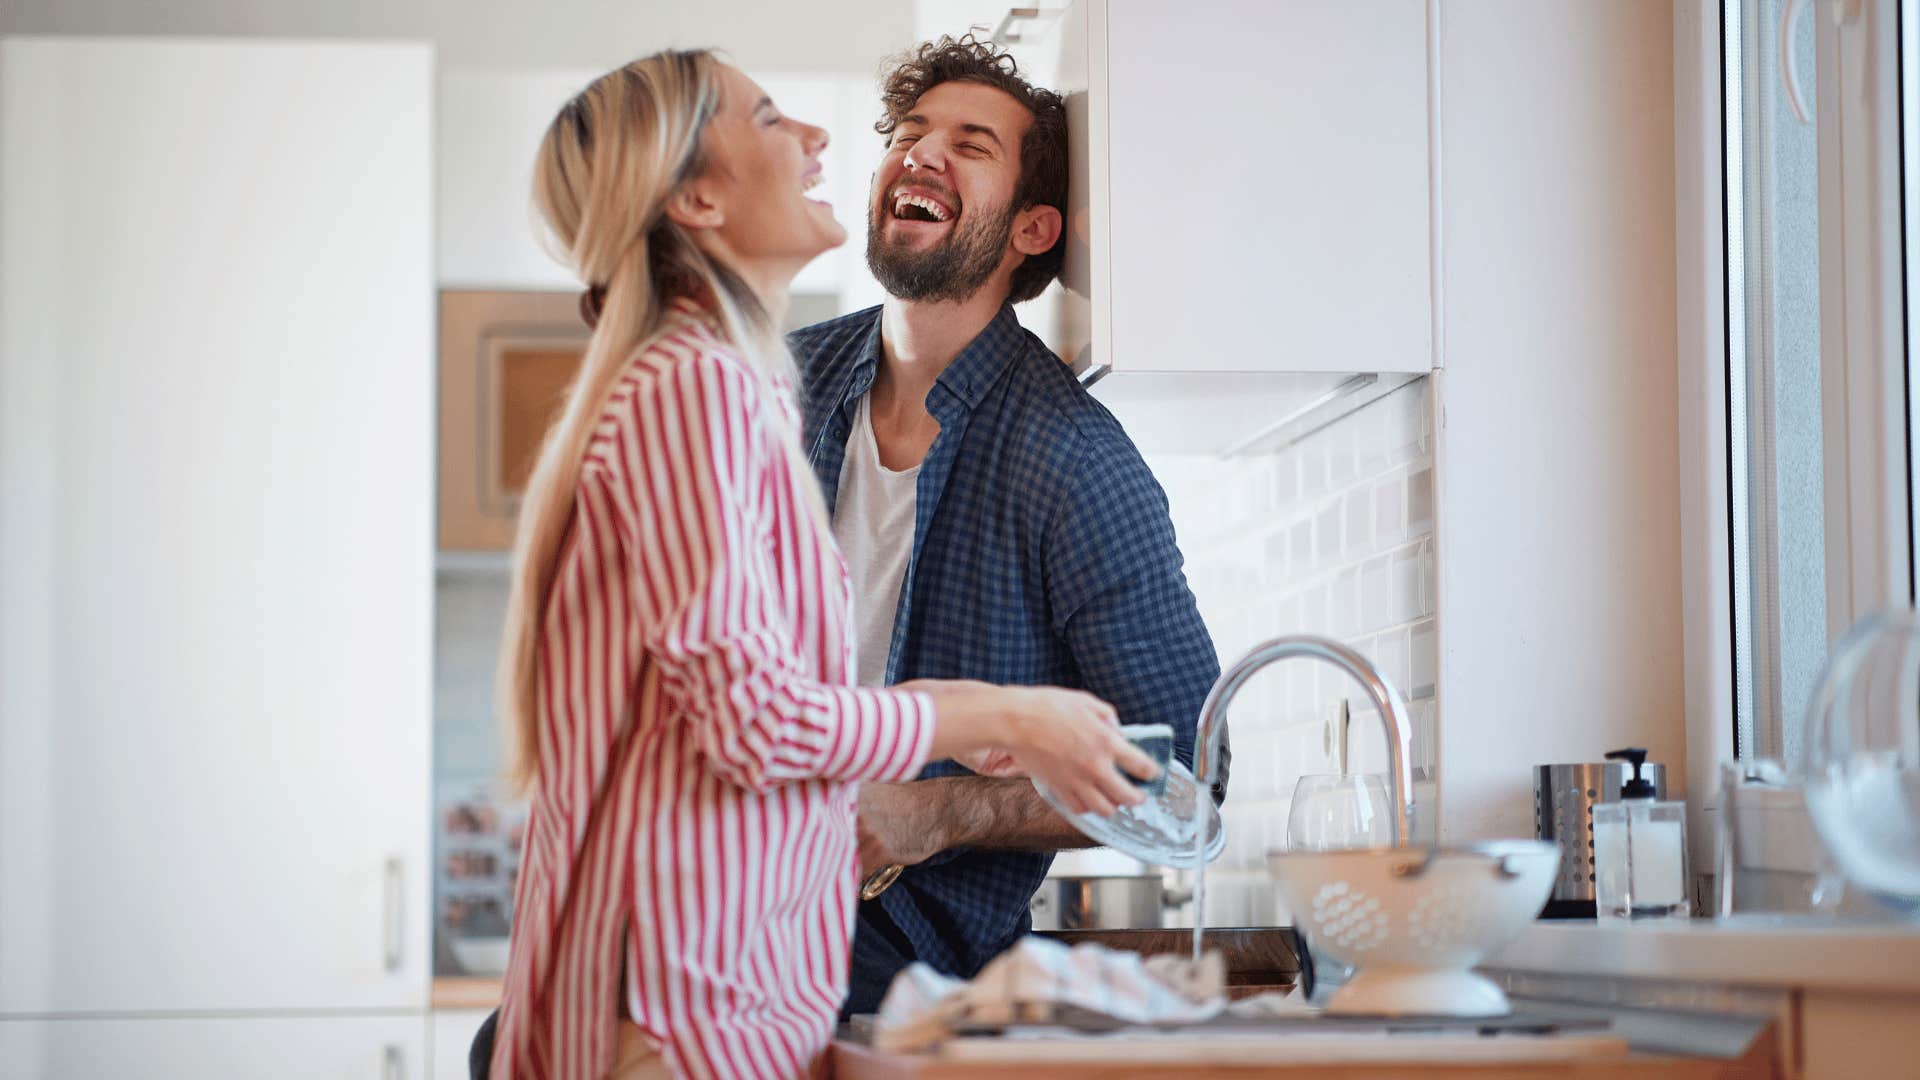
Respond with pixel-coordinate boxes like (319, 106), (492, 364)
(871, 936), (1227, 1052)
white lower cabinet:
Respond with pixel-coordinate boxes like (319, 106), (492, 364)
(431, 1010), (491, 1080)
(0, 1016), (427, 1080)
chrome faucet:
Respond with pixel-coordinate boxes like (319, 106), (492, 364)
(1194, 635), (1417, 847)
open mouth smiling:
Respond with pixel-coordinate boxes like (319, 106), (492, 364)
(891, 188), (955, 223)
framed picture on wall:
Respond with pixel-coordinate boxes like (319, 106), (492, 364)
(438, 290), (590, 551)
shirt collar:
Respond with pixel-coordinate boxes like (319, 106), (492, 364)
(837, 303), (1026, 414)
(664, 294), (722, 333)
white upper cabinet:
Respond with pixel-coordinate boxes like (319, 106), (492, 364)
(1001, 0), (1434, 377)
(0, 38), (434, 1013)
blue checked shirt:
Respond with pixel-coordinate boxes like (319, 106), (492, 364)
(789, 304), (1226, 1016)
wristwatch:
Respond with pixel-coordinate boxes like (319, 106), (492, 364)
(859, 863), (904, 900)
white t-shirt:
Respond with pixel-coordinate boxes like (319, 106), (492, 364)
(831, 393), (920, 688)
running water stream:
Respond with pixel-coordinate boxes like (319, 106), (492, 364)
(1190, 863), (1206, 962)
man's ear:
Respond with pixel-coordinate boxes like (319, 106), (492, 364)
(1010, 203), (1063, 257)
(663, 180), (726, 232)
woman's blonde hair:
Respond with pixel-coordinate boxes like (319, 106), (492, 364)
(500, 49), (822, 792)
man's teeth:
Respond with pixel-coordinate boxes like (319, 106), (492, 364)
(893, 192), (952, 222)
(803, 173), (823, 194)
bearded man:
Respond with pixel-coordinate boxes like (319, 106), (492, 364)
(787, 35), (1227, 1017)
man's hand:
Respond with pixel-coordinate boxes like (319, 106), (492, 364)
(855, 782), (953, 876)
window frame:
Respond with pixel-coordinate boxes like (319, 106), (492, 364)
(1680, 0), (1912, 858)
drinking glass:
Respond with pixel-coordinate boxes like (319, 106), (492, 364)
(1286, 773), (1394, 852)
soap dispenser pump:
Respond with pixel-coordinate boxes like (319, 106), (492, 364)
(1592, 747), (1689, 920)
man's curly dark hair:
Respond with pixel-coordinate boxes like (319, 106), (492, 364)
(874, 34), (1069, 304)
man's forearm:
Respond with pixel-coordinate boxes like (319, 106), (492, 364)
(927, 776), (1097, 852)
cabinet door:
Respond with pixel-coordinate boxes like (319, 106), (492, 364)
(0, 40), (433, 1012)
(997, 3), (1104, 375)
(0, 1017), (427, 1080)
(431, 1010), (492, 1080)
(1104, 0), (1432, 374)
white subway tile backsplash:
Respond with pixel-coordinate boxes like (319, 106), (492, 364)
(1343, 489), (1371, 562)
(1302, 584), (1329, 638)
(1375, 475), (1405, 540)
(1378, 629), (1411, 696)
(1360, 555), (1392, 632)
(1418, 537), (1438, 616)
(1142, 378), (1436, 924)
(1328, 422), (1358, 490)
(1315, 502), (1341, 568)
(1331, 567), (1360, 639)
(1411, 619), (1438, 693)
(1263, 532), (1290, 586)
(1408, 466), (1435, 530)
(1301, 447), (1329, 501)
(1275, 453), (1300, 507)
(1289, 519), (1313, 575)
(1392, 548), (1422, 625)
(436, 568), (511, 781)
(1278, 595), (1302, 637)
(1247, 879), (1278, 927)
(1357, 399), (1389, 478)
(1204, 874), (1252, 928)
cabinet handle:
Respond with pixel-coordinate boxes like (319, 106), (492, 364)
(383, 1043), (405, 1080)
(383, 855), (404, 973)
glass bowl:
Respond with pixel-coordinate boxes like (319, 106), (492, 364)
(1802, 610), (1920, 918)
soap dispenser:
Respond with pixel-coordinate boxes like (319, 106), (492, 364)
(1592, 748), (1689, 920)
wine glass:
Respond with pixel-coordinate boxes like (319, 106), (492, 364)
(1286, 773), (1394, 853)
(1283, 772), (1394, 1002)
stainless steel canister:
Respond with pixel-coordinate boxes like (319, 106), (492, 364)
(1533, 761), (1668, 913)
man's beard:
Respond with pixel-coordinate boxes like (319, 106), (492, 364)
(866, 189), (1016, 304)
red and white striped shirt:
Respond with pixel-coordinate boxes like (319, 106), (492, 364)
(490, 299), (935, 1080)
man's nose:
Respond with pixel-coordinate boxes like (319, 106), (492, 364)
(903, 136), (946, 173)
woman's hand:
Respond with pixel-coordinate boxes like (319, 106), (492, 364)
(910, 680), (1159, 817)
(1000, 688), (1158, 817)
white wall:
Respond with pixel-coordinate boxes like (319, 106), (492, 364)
(913, 0), (999, 41)
(436, 66), (887, 302)
(0, 0), (915, 75)
(1434, 0), (1685, 841)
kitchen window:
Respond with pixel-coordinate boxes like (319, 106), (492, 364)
(1715, 0), (1915, 766)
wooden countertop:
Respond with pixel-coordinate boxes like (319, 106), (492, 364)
(434, 975), (504, 1009)
(831, 1029), (1782, 1079)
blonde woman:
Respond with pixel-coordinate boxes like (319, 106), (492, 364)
(487, 51), (1155, 1080)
